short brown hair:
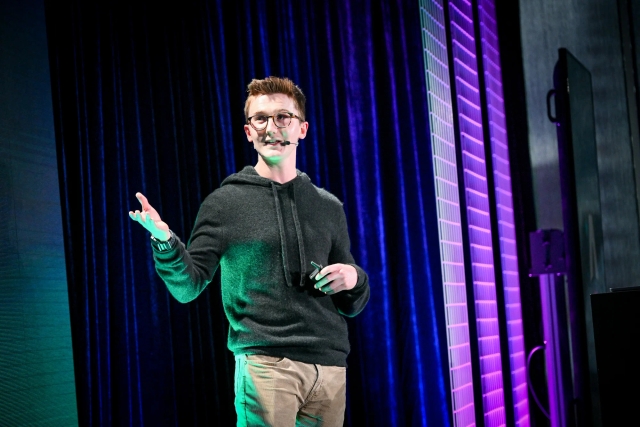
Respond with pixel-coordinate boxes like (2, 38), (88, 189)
(244, 76), (306, 121)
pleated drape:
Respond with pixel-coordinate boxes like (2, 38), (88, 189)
(45, 0), (451, 425)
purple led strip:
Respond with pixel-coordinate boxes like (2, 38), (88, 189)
(419, 1), (476, 425)
(478, 0), (530, 424)
(448, 0), (506, 425)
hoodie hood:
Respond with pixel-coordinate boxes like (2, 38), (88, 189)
(221, 166), (309, 287)
(220, 165), (311, 188)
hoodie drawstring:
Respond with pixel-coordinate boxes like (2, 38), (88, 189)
(271, 183), (293, 287)
(290, 184), (306, 287)
(271, 181), (307, 287)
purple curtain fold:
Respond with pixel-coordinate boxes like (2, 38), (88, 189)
(45, 0), (450, 425)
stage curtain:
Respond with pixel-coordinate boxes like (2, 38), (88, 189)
(45, 0), (450, 425)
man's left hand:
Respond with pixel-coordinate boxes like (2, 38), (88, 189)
(314, 264), (358, 295)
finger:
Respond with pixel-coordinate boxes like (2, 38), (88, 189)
(315, 265), (339, 281)
(314, 274), (332, 289)
(318, 280), (346, 295)
(330, 282), (348, 294)
(141, 211), (156, 227)
(316, 268), (344, 286)
(315, 273), (343, 290)
(137, 193), (162, 221)
(137, 211), (152, 227)
(130, 211), (144, 226)
(135, 211), (146, 225)
(129, 211), (143, 223)
(136, 192), (150, 211)
(316, 283), (333, 294)
(321, 284), (345, 295)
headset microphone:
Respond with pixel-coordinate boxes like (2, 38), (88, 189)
(263, 139), (297, 146)
(263, 130), (297, 146)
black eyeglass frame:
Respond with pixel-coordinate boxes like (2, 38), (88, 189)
(246, 111), (304, 131)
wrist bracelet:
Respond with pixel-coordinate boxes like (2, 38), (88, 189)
(150, 231), (176, 252)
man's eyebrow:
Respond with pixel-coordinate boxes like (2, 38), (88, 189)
(250, 109), (291, 116)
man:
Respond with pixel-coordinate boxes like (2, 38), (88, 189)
(129, 76), (370, 426)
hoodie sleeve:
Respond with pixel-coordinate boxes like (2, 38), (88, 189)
(152, 194), (224, 303)
(328, 206), (370, 317)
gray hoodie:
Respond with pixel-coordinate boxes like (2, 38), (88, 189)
(153, 166), (370, 367)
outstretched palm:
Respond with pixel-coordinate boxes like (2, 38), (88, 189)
(128, 192), (170, 241)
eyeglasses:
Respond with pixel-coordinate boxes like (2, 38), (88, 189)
(246, 112), (303, 131)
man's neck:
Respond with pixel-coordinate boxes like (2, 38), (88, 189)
(254, 158), (297, 184)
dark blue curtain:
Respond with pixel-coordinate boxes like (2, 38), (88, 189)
(45, 0), (451, 425)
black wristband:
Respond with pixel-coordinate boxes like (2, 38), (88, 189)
(150, 231), (176, 252)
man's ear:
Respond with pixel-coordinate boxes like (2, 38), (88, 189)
(298, 121), (309, 140)
(244, 124), (253, 141)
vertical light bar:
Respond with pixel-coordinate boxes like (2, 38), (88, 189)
(419, 1), (476, 425)
(447, 0), (506, 425)
(477, 0), (530, 425)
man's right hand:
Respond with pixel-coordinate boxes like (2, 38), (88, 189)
(128, 192), (171, 241)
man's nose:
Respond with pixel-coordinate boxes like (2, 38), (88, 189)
(265, 117), (280, 132)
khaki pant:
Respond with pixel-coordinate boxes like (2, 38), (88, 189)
(234, 354), (346, 427)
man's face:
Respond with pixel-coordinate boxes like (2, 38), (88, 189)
(244, 93), (308, 165)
